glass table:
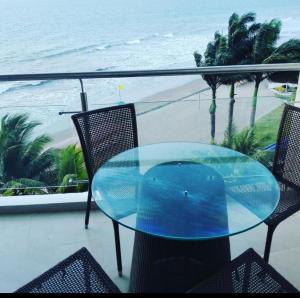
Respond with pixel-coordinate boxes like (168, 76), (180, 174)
(92, 142), (280, 293)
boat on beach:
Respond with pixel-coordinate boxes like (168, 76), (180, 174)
(269, 83), (297, 99)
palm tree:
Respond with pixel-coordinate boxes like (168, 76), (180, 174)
(55, 144), (88, 193)
(0, 113), (55, 194)
(265, 39), (300, 85)
(249, 19), (282, 127)
(194, 32), (225, 143)
(221, 12), (259, 145)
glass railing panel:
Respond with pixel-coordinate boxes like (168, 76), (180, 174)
(0, 71), (297, 199)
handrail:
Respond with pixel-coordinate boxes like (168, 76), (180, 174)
(0, 63), (299, 82)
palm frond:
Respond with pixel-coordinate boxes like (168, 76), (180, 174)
(56, 144), (87, 184)
(240, 12), (256, 26)
(23, 134), (52, 165)
(27, 148), (56, 181)
(264, 39), (300, 83)
(253, 19), (281, 64)
(232, 128), (259, 155)
(56, 173), (79, 194)
(193, 51), (202, 67)
(1, 178), (48, 196)
(0, 113), (55, 185)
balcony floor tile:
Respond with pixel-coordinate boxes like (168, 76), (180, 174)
(0, 209), (299, 293)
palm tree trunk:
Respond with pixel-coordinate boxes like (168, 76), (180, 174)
(227, 83), (235, 145)
(289, 89), (297, 103)
(209, 88), (217, 143)
(250, 80), (260, 128)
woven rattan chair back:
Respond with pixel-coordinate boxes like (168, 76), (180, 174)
(273, 104), (300, 190)
(15, 247), (121, 293)
(71, 104), (138, 182)
(188, 248), (298, 293)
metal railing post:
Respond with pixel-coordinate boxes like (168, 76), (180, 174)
(79, 79), (88, 112)
(66, 79), (90, 187)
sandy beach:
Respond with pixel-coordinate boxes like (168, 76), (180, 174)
(49, 77), (283, 149)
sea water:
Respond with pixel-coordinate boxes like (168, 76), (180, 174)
(0, 0), (299, 137)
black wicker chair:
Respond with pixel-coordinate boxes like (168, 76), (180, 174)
(15, 247), (121, 293)
(188, 248), (298, 293)
(263, 103), (300, 262)
(71, 104), (138, 276)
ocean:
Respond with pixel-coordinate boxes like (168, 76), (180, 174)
(0, 0), (299, 136)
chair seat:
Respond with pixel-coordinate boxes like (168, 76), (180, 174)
(188, 248), (298, 293)
(265, 183), (300, 227)
(15, 247), (121, 293)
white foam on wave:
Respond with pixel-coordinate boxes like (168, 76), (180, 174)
(93, 33), (162, 55)
(126, 39), (141, 45)
(96, 44), (112, 51)
(95, 34), (160, 51)
(0, 80), (51, 95)
(0, 82), (17, 95)
(96, 46), (107, 51)
(164, 33), (174, 38)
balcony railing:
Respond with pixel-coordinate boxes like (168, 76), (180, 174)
(0, 63), (299, 81)
(0, 63), (299, 200)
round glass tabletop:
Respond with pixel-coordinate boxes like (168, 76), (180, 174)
(92, 142), (280, 240)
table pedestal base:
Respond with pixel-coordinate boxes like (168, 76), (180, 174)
(129, 232), (231, 293)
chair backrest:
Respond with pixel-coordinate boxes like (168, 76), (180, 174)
(71, 104), (138, 182)
(273, 103), (300, 189)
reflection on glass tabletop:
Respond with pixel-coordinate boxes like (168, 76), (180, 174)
(92, 143), (280, 240)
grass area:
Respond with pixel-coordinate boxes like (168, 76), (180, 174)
(219, 104), (285, 167)
(254, 104), (284, 148)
